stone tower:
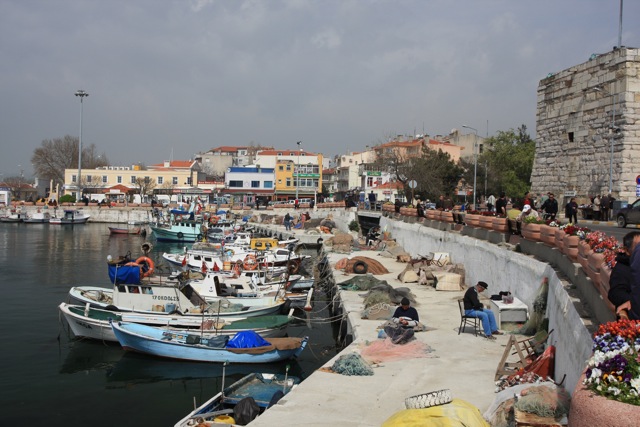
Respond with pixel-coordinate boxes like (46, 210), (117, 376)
(531, 47), (639, 205)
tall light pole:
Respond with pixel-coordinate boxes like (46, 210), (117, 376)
(462, 125), (478, 210)
(593, 86), (618, 194)
(295, 141), (302, 199)
(75, 89), (89, 201)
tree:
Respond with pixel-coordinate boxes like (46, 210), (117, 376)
(134, 177), (156, 201)
(476, 125), (535, 200)
(31, 135), (109, 185)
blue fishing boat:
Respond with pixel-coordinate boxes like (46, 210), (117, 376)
(110, 321), (308, 363)
(174, 370), (299, 426)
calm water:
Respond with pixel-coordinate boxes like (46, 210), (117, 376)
(0, 223), (338, 426)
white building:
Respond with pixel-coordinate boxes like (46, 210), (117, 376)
(224, 166), (275, 205)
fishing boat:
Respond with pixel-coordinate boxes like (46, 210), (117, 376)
(68, 260), (290, 318)
(23, 210), (51, 223)
(58, 302), (292, 342)
(110, 321), (308, 363)
(0, 210), (25, 223)
(49, 209), (90, 224)
(175, 370), (299, 427)
(108, 225), (143, 235)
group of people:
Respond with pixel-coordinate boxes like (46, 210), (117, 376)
(607, 231), (640, 320)
(283, 211), (311, 231)
(388, 280), (502, 341)
(590, 194), (616, 221)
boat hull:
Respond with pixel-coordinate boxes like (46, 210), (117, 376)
(111, 321), (307, 363)
(59, 303), (290, 342)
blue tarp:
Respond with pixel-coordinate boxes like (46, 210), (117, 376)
(226, 330), (271, 348)
(217, 210), (227, 215)
(108, 264), (141, 284)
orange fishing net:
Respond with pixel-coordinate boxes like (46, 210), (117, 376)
(359, 338), (435, 364)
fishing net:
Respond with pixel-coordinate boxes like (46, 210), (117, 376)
(207, 299), (244, 313)
(514, 384), (571, 419)
(512, 278), (549, 336)
(359, 338), (435, 364)
(331, 352), (374, 376)
(339, 275), (390, 291)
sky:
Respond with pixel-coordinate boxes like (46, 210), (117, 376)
(1, 0), (638, 180)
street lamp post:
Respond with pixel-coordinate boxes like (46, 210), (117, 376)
(462, 125), (478, 211)
(75, 90), (89, 201)
(295, 141), (302, 200)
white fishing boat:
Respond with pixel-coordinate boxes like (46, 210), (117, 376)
(50, 209), (90, 224)
(23, 210), (51, 223)
(58, 302), (291, 342)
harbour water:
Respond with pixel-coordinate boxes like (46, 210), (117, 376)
(0, 223), (339, 425)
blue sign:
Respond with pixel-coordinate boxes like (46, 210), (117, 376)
(637, 175), (640, 185)
(637, 184), (640, 198)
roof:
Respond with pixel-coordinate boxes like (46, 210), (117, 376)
(209, 146), (250, 153)
(148, 160), (197, 169)
(257, 150), (317, 156)
(372, 181), (404, 190)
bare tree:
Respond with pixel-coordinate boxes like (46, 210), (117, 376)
(134, 177), (156, 201)
(31, 135), (109, 185)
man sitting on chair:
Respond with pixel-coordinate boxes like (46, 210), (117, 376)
(463, 281), (502, 340)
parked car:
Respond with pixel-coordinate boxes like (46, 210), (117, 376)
(616, 198), (640, 228)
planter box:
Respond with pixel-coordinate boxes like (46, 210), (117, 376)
(577, 241), (592, 271)
(521, 223), (541, 241)
(440, 211), (453, 223)
(563, 234), (580, 261)
(539, 225), (556, 246)
(426, 210), (438, 220)
(554, 228), (565, 253)
(492, 217), (509, 232)
(478, 215), (493, 229)
(464, 214), (480, 227)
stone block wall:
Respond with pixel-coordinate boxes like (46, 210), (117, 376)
(532, 47), (640, 204)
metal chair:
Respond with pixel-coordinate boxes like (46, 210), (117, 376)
(457, 299), (480, 336)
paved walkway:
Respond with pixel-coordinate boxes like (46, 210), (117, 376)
(249, 246), (516, 426)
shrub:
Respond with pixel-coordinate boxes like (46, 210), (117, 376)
(59, 194), (75, 203)
(348, 220), (360, 232)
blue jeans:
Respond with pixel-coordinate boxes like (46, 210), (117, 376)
(284, 220), (291, 230)
(465, 308), (498, 336)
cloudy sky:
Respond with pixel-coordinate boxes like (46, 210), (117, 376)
(1, 0), (637, 179)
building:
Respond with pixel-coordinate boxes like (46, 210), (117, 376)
(224, 166), (275, 206)
(254, 150), (323, 199)
(195, 145), (276, 179)
(274, 159), (295, 201)
(322, 168), (338, 201)
(374, 135), (464, 163)
(531, 47), (640, 204)
(62, 160), (204, 201)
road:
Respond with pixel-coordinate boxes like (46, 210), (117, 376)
(577, 220), (637, 245)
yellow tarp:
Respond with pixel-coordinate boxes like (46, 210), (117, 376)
(381, 399), (490, 427)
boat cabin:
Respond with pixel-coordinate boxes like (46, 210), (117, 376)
(251, 238), (279, 250)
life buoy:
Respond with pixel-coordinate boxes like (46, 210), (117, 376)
(135, 256), (155, 278)
(243, 254), (258, 270)
(176, 232), (184, 239)
(196, 233), (203, 241)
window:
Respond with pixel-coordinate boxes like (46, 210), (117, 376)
(286, 178), (291, 187)
(277, 152), (283, 156)
(286, 164), (291, 171)
(117, 176), (122, 184)
(72, 174), (77, 183)
(131, 176), (136, 184)
(264, 181), (273, 188)
(251, 181), (260, 188)
(229, 180), (243, 188)
(278, 166), (284, 171)
(172, 177), (178, 185)
(87, 176), (92, 183)
(157, 176), (163, 185)
(568, 132), (574, 142)
(367, 177), (373, 187)
(102, 176), (107, 183)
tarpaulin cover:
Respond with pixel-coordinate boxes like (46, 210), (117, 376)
(108, 264), (140, 284)
(226, 330), (271, 348)
(382, 399), (489, 427)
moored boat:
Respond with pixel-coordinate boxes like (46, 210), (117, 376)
(110, 321), (308, 363)
(50, 209), (90, 224)
(59, 302), (291, 342)
(23, 210), (51, 223)
(175, 371), (299, 426)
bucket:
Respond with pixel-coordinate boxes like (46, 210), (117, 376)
(165, 303), (177, 313)
(223, 261), (231, 271)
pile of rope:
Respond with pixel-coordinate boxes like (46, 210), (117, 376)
(360, 339), (435, 364)
(331, 352), (374, 376)
(335, 256), (390, 275)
